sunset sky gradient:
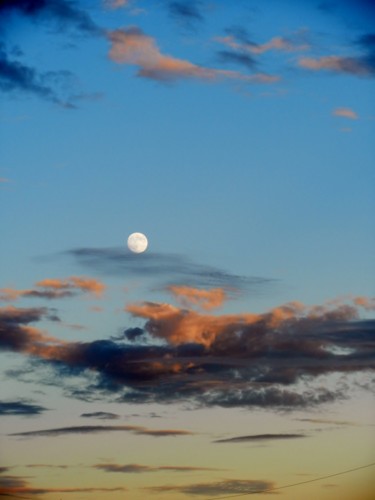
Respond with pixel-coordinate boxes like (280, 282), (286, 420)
(1, 1), (374, 499)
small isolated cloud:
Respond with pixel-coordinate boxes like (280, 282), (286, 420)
(214, 433), (306, 443)
(80, 411), (120, 420)
(167, 285), (228, 311)
(333, 107), (358, 119)
(107, 27), (279, 84)
(145, 478), (274, 496)
(0, 177), (10, 183)
(167, 1), (203, 29)
(10, 424), (193, 438)
(0, 276), (106, 302)
(0, 400), (47, 416)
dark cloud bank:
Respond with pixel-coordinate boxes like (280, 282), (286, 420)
(1, 295), (374, 410)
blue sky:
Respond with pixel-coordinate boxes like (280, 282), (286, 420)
(1, 1), (374, 498)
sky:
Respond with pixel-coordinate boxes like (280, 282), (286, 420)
(0, 0), (374, 498)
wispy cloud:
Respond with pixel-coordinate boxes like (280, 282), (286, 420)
(0, 400), (47, 416)
(10, 424), (193, 438)
(296, 418), (357, 426)
(333, 107), (359, 119)
(214, 433), (307, 443)
(145, 478), (275, 496)
(166, 285), (228, 311)
(0, 276), (106, 302)
(80, 411), (120, 420)
(107, 27), (279, 84)
(66, 246), (273, 292)
(167, 1), (204, 29)
(94, 463), (219, 473)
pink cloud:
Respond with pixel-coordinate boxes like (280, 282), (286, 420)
(107, 27), (279, 84)
(333, 107), (358, 120)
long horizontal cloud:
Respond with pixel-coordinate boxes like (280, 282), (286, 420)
(80, 411), (120, 420)
(298, 32), (375, 77)
(0, 473), (127, 497)
(66, 246), (273, 292)
(1, 295), (374, 410)
(107, 27), (279, 84)
(0, 400), (47, 416)
(145, 478), (275, 496)
(94, 463), (219, 473)
(0, 275), (106, 302)
(10, 424), (193, 438)
(214, 433), (306, 443)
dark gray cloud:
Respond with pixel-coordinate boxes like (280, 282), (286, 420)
(167, 1), (203, 28)
(94, 463), (219, 474)
(0, 44), (78, 107)
(0, 400), (48, 416)
(66, 247), (274, 292)
(217, 50), (257, 70)
(214, 433), (307, 443)
(1, 301), (374, 411)
(145, 478), (274, 496)
(0, 0), (100, 36)
(10, 424), (193, 438)
(80, 411), (120, 420)
(0, 1), (101, 107)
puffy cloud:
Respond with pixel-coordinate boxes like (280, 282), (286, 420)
(1, 296), (374, 410)
(353, 296), (375, 310)
(107, 27), (279, 84)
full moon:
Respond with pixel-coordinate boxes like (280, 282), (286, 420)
(127, 232), (148, 253)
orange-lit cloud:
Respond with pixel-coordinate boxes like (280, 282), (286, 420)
(167, 285), (227, 310)
(0, 276), (106, 302)
(333, 107), (359, 119)
(353, 296), (375, 310)
(298, 55), (372, 75)
(215, 34), (308, 54)
(107, 27), (279, 84)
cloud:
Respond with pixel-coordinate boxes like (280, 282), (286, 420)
(0, 2), (101, 107)
(1, 296), (374, 410)
(298, 55), (374, 75)
(166, 285), (228, 311)
(0, 473), (127, 496)
(0, 177), (10, 183)
(66, 246), (273, 292)
(80, 411), (120, 420)
(167, 1), (203, 29)
(10, 424), (193, 438)
(216, 33), (309, 55)
(0, 43), (79, 108)
(107, 27), (279, 84)
(94, 463), (219, 473)
(214, 433), (307, 443)
(296, 418), (356, 426)
(333, 107), (359, 119)
(145, 478), (275, 496)
(0, 400), (47, 416)
(0, 276), (106, 302)
(0, 0), (100, 36)
(353, 296), (375, 310)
